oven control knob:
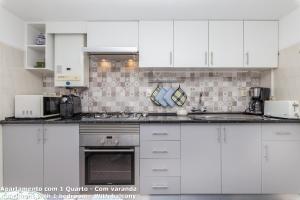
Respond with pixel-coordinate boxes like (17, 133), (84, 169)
(113, 140), (119, 145)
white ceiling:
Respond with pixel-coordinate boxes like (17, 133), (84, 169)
(1, 0), (299, 21)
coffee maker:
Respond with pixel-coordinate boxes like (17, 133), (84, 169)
(247, 87), (271, 115)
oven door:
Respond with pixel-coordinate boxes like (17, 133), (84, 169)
(80, 147), (138, 187)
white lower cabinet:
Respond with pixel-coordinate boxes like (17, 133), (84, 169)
(181, 124), (221, 194)
(262, 124), (300, 193)
(3, 124), (79, 193)
(221, 124), (261, 194)
(181, 124), (261, 194)
(140, 124), (181, 195)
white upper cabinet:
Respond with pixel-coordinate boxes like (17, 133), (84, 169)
(209, 21), (244, 67)
(244, 21), (278, 68)
(139, 21), (174, 67)
(174, 21), (209, 68)
(87, 21), (138, 47)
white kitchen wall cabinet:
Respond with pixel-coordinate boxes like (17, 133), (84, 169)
(181, 124), (221, 194)
(221, 124), (261, 194)
(174, 21), (209, 68)
(3, 124), (80, 193)
(244, 21), (278, 68)
(262, 124), (300, 193)
(3, 125), (44, 187)
(209, 21), (244, 67)
(139, 21), (174, 67)
(44, 124), (79, 194)
(54, 34), (89, 87)
(87, 21), (138, 48)
(47, 21), (87, 34)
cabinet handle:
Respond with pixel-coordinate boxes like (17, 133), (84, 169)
(36, 128), (42, 144)
(152, 149), (168, 154)
(205, 52), (208, 66)
(223, 127), (227, 143)
(170, 51), (173, 66)
(210, 52), (214, 66)
(264, 145), (269, 161)
(152, 132), (168, 136)
(152, 168), (168, 172)
(152, 185), (169, 189)
(246, 52), (249, 65)
(275, 132), (291, 136)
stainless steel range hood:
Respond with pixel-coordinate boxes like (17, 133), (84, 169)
(82, 47), (138, 55)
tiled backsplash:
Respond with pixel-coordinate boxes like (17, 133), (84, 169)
(43, 55), (263, 113)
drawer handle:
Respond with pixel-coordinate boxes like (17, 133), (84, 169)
(276, 132), (291, 136)
(152, 185), (169, 189)
(152, 150), (168, 154)
(152, 132), (168, 136)
(152, 168), (168, 172)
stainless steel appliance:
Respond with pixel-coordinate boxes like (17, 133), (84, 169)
(264, 100), (300, 119)
(79, 123), (139, 193)
(15, 95), (61, 118)
(81, 112), (142, 121)
(60, 94), (82, 119)
(246, 87), (270, 115)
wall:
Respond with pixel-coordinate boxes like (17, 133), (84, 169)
(0, 5), (43, 186)
(274, 6), (300, 101)
(43, 55), (263, 113)
(279, 7), (300, 50)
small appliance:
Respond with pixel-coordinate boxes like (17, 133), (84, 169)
(246, 87), (271, 115)
(15, 95), (61, 118)
(264, 100), (300, 119)
(60, 94), (82, 119)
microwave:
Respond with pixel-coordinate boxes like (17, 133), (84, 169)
(15, 95), (61, 118)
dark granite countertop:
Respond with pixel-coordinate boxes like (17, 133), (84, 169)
(1, 113), (300, 124)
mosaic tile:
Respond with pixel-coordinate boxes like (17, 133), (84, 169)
(42, 55), (265, 113)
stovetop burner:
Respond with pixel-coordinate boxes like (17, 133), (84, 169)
(81, 112), (142, 121)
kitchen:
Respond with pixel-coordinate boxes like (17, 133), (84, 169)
(1, 0), (300, 200)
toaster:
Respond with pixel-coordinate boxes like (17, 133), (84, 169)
(264, 100), (300, 119)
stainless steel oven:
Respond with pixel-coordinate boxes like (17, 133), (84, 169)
(79, 124), (139, 193)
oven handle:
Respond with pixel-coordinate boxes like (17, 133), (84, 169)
(83, 149), (135, 153)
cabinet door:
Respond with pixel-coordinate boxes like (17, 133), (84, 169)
(87, 21), (138, 47)
(181, 124), (221, 194)
(262, 141), (300, 193)
(44, 124), (79, 193)
(139, 21), (173, 67)
(3, 125), (43, 187)
(221, 124), (261, 194)
(174, 21), (209, 67)
(244, 21), (278, 68)
(209, 21), (244, 67)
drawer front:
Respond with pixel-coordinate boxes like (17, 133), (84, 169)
(140, 177), (180, 194)
(262, 124), (300, 141)
(140, 141), (180, 158)
(140, 159), (180, 177)
(140, 124), (180, 141)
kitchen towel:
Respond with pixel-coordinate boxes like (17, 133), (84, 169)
(150, 85), (161, 106)
(163, 88), (176, 107)
(155, 87), (168, 107)
(172, 86), (187, 106)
